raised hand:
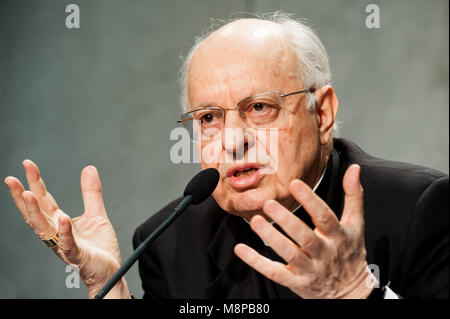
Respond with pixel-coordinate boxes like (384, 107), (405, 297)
(234, 164), (377, 299)
(4, 160), (130, 298)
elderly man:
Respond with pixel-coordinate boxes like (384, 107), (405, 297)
(4, 13), (448, 299)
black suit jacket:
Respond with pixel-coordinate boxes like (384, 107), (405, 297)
(133, 138), (449, 299)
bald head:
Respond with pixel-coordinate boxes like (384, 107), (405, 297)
(180, 13), (332, 115)
(200, 18), (289, 50)
(187, 19), (301, 109)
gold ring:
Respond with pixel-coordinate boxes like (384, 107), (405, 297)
(42, 233), (60, 248)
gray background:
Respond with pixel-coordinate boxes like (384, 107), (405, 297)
(0, 0), (448, 298)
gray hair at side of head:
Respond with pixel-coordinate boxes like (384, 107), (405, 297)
(178, 11), (339, 135)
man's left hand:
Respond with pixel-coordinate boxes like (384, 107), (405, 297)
(234, 164), (377, 299)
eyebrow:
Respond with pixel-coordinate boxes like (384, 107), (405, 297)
(189, 102), (221, 110)
(190, 89), (277, 110)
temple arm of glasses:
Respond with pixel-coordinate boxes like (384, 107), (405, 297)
(281, 87), (316, 98)
(177, 118), (195, 124)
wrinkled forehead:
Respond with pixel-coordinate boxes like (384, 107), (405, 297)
(187, 20), (302, 107)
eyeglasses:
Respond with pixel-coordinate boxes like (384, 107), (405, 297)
(177, 88), (315, 143)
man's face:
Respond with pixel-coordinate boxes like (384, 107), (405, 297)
(187, 20), (323, 220)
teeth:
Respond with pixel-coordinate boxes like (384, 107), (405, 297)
(235, 168), (258, 178)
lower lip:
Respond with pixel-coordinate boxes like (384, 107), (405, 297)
(227, 169), (262, 190)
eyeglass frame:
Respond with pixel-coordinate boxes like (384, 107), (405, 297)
(176, 87), (316, 139)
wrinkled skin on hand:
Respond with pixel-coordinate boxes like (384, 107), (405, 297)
(5, 160), (130, 298)
(234, 164), (377, 299)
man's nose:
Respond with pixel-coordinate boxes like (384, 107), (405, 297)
(222, 111), (255, 160)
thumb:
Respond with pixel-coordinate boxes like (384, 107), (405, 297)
(57, 214), (82, 264)
(80, 166), (107, 217)
(340, 164), (364, 232)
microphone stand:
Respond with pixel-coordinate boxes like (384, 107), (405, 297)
(94, 194), (193, 299)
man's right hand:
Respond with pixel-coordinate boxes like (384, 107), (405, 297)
(4, 160), (130, 299)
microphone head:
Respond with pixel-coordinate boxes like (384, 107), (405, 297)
(184, 168), (220, 205)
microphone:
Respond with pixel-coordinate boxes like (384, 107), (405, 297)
(94, 168), (220, 299)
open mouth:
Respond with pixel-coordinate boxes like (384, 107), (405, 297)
(226, 164), (264, 190)
(234, 167), (259, 178)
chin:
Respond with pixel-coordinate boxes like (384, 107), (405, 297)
(218, 188), (273, 219)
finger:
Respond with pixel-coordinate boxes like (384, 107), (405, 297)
(249, 215), (313, 268)
(22, 191), (57, 239)
(234, 243), (294, 288)
(263, 200), (324, 258)
(81, 166), (106, 217)
(4, 176), (29, 221)
(340, 164), (364, 232)
(289, 179), (341, 236)
(23, 159), (59, 216)
(57, 215), (82, 264)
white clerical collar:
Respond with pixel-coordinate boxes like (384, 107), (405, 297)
(291, 165), (327, 215)
(243, 165), (327, 246)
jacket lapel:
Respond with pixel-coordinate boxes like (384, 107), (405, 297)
(203, 213), (278, 298)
